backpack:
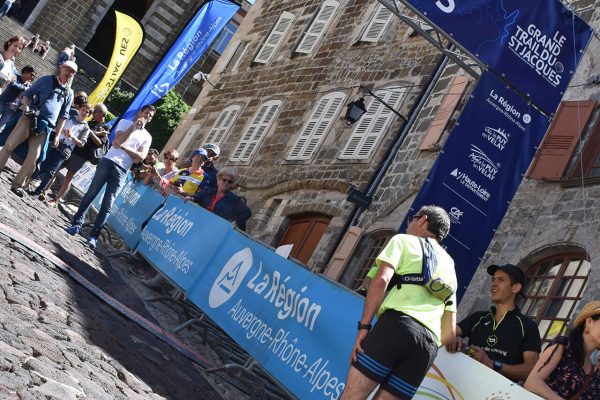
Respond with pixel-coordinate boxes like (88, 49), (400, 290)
(387, 237), (455, 305)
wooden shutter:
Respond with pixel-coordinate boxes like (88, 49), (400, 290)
(324, 226), (364, 281)
(287, 92), (345, 160)
(419, 76), (470, 150)
(528, 101), (596, 180)
(254, 12), (295, 64)
(570, 116), (600, 178)
(222, 41), (248, 73)
(230, 100), (281, 162)
(205, 105), (241, 144)
(361, 4), (393, 42)
(296, 0), (339, 54)
(339, 87), (406, 159)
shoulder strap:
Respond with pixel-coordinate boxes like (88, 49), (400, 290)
(388, 237), (432, 289)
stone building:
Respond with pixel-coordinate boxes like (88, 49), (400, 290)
(14, 0), (250, 103)
(165, 0), (600, 344)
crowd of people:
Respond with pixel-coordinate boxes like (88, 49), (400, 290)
(342, 205), (599, 400)
(0, 35), (252, 253)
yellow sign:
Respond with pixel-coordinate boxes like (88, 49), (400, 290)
(88, 11), (144, 105)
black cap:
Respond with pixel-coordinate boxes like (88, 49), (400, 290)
(487, 264), (525, 289)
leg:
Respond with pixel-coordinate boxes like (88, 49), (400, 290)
(54, 170), (76, 202)
(90, 161), (126, 237)
(0, 115), (29, 171)
(12, 128), (47, 189)
(34, 149), (66, 194)
(341, 366), (380, 400)
(71, 159), (111, 228)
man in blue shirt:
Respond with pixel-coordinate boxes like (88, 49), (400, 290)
(0, 61), (75, 197)
(0, 65), (35, 132)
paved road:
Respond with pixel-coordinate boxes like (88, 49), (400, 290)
(0, 159), (259, 399)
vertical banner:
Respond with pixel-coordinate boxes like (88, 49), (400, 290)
(400, 0), (592, 114)
(88, 10), (145, 105)
(120, 0), (239, 121)
(403, 72), (550, 299)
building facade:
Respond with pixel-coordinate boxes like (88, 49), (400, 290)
(166, 0), (600, 343)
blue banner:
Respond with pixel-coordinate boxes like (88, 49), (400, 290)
(106, 180), (165, 249)
(403, 72), (550, 299)
(137, 195), (233, 292)
(186, 230), (363, 400)
(404, 0), (592, 114)
(121, 0), (239, 121)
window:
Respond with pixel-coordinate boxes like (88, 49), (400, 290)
(295, 0), (339, 54)
(204, 105), (242, 145)
(339, 86), (407, 160)
(222, 40), (248, 73)
(347, 231), (395, 290)
(177, 124), (201, 157)
(212, 21), (237, 54)
(254, 11), (296, 64)
(230, 100), (282, 162)
(287, 91), (346, 160)
(360, 3), (396, 43)
(528, 101), (596, 180)
(520, 253), (590, 345)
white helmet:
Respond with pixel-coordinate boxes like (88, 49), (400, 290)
(203, 143), (221, 156)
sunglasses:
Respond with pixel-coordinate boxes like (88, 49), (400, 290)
(410, 214), (424, 222)
(220, 178), (234, 185)
(164, 156), (178, 161)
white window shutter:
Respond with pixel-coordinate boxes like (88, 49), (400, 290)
(339, 87), (406, 160)
(230, 101), (282, 162)
(254, 12), (296, 64)
(296, 0), (339, 54)
(361, 4), (393, 43)
(204, 105), (241, 145)
(287, 92), (346, 160)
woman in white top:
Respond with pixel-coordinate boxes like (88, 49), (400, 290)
(0, 36), (25, 87)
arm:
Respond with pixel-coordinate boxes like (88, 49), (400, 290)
(472, 346), (539, 381)
(440, 310), (456, 348)
(524, 344), (564, 400)
(115, 143), (149, 164)
(350, 261), (394, 363)
(113, 117), (145, 146)
(88, 130), (102, 146)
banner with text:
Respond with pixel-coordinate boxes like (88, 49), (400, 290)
(403, 72), (550, 299)
(106, 180), (165, 249)
(120, 0), (239, 122)
(88, 10), (144, 105)
(403, 0), (592, 113)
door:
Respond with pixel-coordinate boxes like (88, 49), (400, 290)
(277, 214), (331, 264)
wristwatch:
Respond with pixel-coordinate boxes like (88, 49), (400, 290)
(357, 321), (372, 331)
(493, 360), (503, 371)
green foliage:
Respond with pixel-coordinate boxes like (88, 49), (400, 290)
(105, 87), (190, 151)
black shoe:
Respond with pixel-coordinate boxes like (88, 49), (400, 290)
(10, 187), (25, 197)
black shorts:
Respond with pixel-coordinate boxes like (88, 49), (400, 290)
(351, 310), (438, 399)
(65, 153), (87, 173)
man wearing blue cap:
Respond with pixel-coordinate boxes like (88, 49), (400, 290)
(168, 148), (207, 197)
(65, 105), (155, 249)
(446, 263), (541, 381)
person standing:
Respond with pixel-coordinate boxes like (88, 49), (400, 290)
(65, 105), (155, 250)
(341, 205), (457, 400)
(0, 0), (14, 19)
(445, 264), (541, 381)
(0, 65), (34, 133)
(0, 61), (75, 197)
(0, 36), (26, 84)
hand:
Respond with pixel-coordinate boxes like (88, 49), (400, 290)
(445, 335), (463, 353)
(52, 137), (60, 148)
(112, 142), (121, 149)
(350, 329), (369, 364)
(470, 345), (493, 368)
(64, 128), (72, 138)
(134, 117), (146, 130)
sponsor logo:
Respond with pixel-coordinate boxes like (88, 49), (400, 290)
(487, 334), (498, 347)
(482, 126), (510, 150)
(449, 207), (463, 225)
(450, 168), (491, 202)
(469, 144), (500, 180)
(209, 248), (253, 309)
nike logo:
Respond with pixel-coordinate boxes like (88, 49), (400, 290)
(484, 322), (490, 326)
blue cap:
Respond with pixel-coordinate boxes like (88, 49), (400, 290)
(193, 148), (208, 158)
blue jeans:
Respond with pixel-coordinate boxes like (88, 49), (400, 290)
(34, 146), (69, 194)
(72, 158), (126, 237)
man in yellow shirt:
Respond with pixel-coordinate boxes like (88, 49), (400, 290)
(169, 148), (207, 196)
(341, 205), (458, 400)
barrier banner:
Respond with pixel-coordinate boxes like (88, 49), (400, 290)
(186, 229), (363, 400)
(119, 0), (239, 122)
(88, 10), (145, 105)
(137, 195), (233, 292)
(401, 0), (592, 114)
(106, 180), (165, 249)
(402, 72), (550, 299)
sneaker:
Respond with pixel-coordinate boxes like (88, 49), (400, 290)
(87, 236), (98, 250)
(10, 187), (25, 197)
(38, 192), (46, 201)
(48, 192), (58, 200)
(46, 199), (57, 208)
(65, 225), (80, 236)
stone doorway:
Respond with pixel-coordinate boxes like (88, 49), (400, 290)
(277, 214), (331, 265)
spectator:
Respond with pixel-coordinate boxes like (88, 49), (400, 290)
(144, 148), (179, 186)
(0, 36), (26, 85)
(47, 103), (110, 207)
(31, 102), (90, 198)
(0, 0), (14, 19)
(36, 40), (50, 59)
(524, 301), (600, 400)
(26, 34), (39, 50)
(0, 65), (34, 133)
(132, 148), (163, 182)
(445, 264), (541, 381)
(340, 206), (457, 400)
(178, 143), (220, 189)
(69, 91), (88, 117)
(0, 61), (75, 197)
(193, 167), (252, 231)
(169, 148), (206, 197)
(65, 105), (155, 250)
(57, 44), (75, 66)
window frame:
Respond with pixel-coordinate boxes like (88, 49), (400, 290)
(203, 104), (242, 145)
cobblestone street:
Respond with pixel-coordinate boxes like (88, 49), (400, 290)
(0, 159), (263, 400)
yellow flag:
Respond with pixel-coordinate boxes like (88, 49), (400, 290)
(88, 11), (144, 105)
